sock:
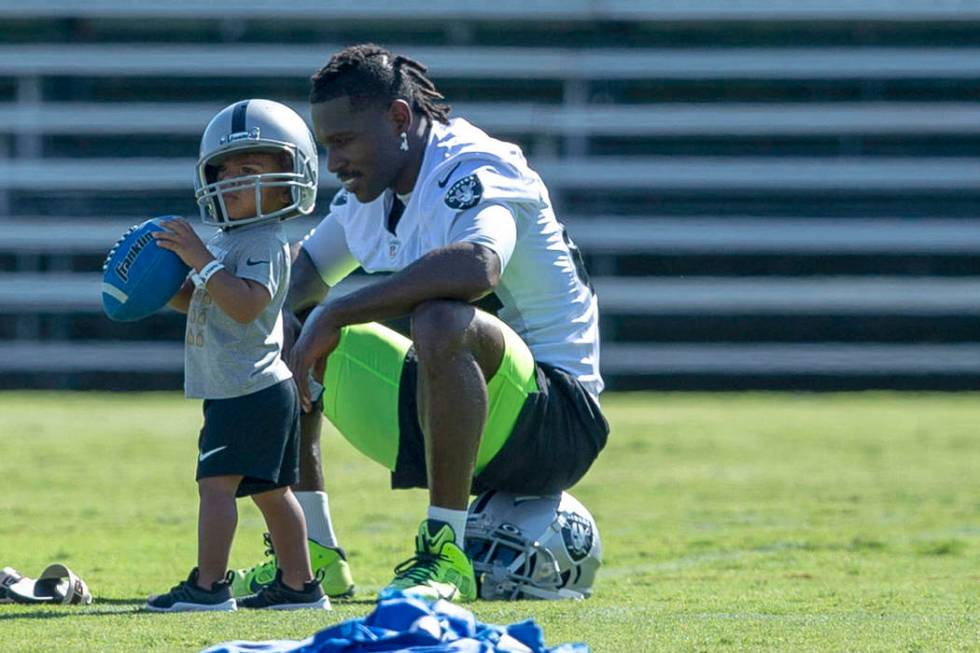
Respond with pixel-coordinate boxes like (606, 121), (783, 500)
(427, 505), (468, 548)
(294, 491), (338, 549)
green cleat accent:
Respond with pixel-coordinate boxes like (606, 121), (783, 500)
(308, 539), (355, 599)
(383, 520), (477, 602)
(231, 533), (355, 599)
(230, 534), (277, 598)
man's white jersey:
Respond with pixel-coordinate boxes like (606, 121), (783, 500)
(304, 117), (603, 398)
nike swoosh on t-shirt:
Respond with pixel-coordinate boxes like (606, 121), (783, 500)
(199, 445), (228, 462)
(246, 258), (269, 266)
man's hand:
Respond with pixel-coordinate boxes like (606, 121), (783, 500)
(152, 218), (214, 271)
(289, 306), (342, 413)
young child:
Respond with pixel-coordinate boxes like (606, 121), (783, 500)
(146, 99), (326, 611)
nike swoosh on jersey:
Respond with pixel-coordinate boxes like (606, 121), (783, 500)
(246, 258), (270, 266)
(199, 445), (228, 462)
(437, 162), (463, 188)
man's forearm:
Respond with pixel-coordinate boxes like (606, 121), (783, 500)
(323, 243), (499, 328)
(286, 247), (331, 314)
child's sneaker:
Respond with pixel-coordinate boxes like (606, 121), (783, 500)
(238, 569), (331, 611)
(146, 568), (236, 612)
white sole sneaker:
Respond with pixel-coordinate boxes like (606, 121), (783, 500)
(253, 596), (331, 611)
(145, 599), (237, 612)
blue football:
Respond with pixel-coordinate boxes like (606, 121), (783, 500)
(101, 216), (191, 322)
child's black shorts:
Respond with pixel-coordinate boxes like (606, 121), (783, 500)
(196, 379), (300, 497)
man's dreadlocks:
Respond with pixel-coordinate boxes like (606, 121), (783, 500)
(310, 43), (451, 125)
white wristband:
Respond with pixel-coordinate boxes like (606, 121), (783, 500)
(189, 270), (204, 288)
(198, 260), (225, 286)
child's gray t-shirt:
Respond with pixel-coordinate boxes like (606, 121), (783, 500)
(184, 221), (292, 399)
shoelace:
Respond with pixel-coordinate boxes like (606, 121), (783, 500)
(392, 552), (445, 584)
(158, 579), (198, 602)
(262, 532), (275, 558)
(159, 571), (229, 602)
(165, 581), (187, 595)
(257, 583), (291, 603)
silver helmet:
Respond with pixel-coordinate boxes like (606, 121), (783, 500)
(194, 99), (318, 227)
(465, 490), (602, 600)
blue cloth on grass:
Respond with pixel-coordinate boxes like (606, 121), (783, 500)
(200, 592), (589, 653)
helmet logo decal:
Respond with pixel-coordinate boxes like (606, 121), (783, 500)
(220, 127), (261, 145)
(561, 512), (594, 562)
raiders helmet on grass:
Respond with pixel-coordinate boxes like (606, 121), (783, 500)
(465, 490), (602, 600)
(195, 99), (318, 228)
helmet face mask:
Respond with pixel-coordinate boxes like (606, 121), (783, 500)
(194, 100), (318, 228)
(465, 491), (602, 600)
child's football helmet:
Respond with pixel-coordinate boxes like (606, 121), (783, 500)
(194, 99), (318, 227)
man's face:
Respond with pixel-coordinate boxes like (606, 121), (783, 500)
(311, 96), (403, 203)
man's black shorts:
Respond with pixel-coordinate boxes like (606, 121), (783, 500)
(392, 353), (609, 496)
(196, 379), (300, 497)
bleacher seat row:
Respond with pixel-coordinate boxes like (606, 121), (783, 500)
(3, 1), (980, 389)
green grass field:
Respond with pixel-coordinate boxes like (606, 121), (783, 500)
(1, 392), (978, 652)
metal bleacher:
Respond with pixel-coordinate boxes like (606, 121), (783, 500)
(3, 1), (980, 390)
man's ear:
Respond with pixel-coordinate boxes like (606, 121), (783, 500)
(387, 99), (414, 134)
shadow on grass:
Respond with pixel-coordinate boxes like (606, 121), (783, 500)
(0, 603), (143, 620)
(0, 595), (377, 619)
(92, 598), (148, 606)
(335, 598), (379, 606)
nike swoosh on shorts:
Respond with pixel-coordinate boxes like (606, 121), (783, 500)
(199, 445), (228, 462)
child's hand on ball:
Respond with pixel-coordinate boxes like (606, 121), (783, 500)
(153, 219), (213, 271)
